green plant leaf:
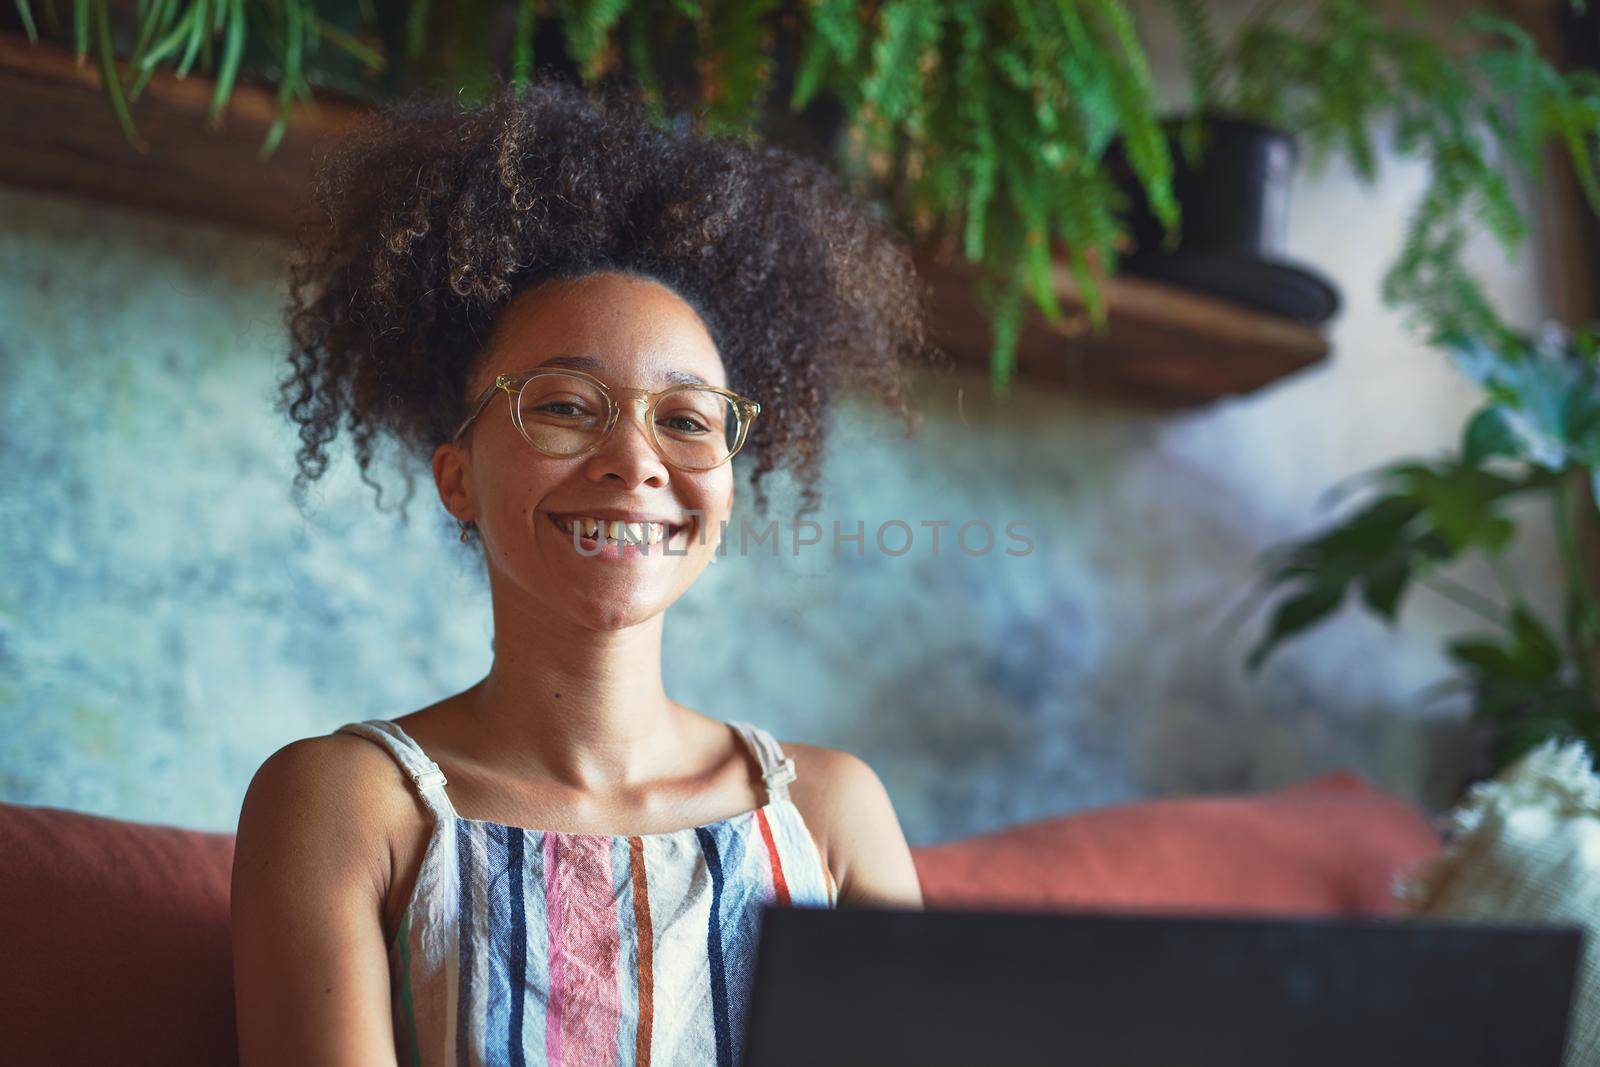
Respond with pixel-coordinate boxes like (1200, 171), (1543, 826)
(561, 0), (633, 81)
(1441, 324), (1600, 475)
(1158, 0), (1223, 111)
(208, 0), (246, 128)
(793, 0), (860, 112)
(74, 0), (89, 60)
(1444, 609), (1564, 685)
(16, 0), (40, 43)
(986, 267), (1024, 399)
(90, 0), (148, 151)
(1446, 636), (1520, 676)
(1359, 558), (1410, 621)
(1461, 405), (1520, 463)
(406, 0), (431, 60)
(175, 0), (210, 77)
(1380, 460), (1520, 555)
(862, 0), (939, 128)
(1508, 603), (1564, 679)
(138, 1), (201, 70)
(1246, 583), (1345, 672)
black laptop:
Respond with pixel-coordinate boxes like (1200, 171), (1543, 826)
(740, 905), (1585, 1067)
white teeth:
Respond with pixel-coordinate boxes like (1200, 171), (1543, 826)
(558, 516), (671, 546)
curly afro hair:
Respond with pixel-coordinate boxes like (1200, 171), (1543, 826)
(277, 75), (939, 534)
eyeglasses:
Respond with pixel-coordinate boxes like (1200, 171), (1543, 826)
(452, 368), (762, 472)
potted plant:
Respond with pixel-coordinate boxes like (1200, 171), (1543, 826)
(1239, 320), (1600, 779)
(1104, 0), (1600, 350)
(1107, 110), (1340, 325)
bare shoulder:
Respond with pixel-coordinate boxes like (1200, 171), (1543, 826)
(781, 740), (924, 909)
(782, 741), (879, 813)
(232, 731), (412, 1063)
(233, 731), (414, 910)
(237, 731), (408, 847)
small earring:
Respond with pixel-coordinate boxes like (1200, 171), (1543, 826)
(458, 519), (476, 543)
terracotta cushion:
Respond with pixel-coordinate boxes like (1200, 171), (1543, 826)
(0, 802), (239, 1066)
(910, 772), (1443, 916)
(0, 772), (1441, 1063)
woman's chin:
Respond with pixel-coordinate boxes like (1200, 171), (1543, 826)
(495, 512), (715, 628)
(566, 594), (670, 632)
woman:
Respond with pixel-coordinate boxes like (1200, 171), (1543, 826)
(231, 76), (930, 1066)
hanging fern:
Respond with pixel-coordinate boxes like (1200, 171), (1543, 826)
(702, 0), (777, 132)
(511, 0), (538, 86)
(549, 0), (631, 80)
(831, 0), (1178, 395)
(15, 0), (1181, 397)
(788, 0), (859, 114)
(1159, 0), (1223, 120)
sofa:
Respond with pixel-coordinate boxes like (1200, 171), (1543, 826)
(0, 771), (1441, 1065)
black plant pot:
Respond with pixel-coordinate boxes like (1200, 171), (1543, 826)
(1107, 113), (1341, 325)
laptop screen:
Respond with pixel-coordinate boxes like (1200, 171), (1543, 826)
(742, 905), (1583, 1067)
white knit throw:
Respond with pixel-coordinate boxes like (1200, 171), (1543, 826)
(1395, 738), (1600, 1067)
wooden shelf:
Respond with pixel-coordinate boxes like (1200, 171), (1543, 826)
(0, 31), (369, 239)
(2, 29), (1331, 408)
(915, 247), (1332, 407)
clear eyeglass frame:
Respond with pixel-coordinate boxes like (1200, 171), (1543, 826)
(450, 368), (762, 472)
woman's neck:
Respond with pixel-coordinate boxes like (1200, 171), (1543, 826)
(455, 601), (689, 794)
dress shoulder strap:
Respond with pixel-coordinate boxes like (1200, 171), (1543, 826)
(335, 719), (459, 822)
(727, 719), (797, 804)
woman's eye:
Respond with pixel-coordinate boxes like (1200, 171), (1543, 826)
(537, 401), (589, 417)
(660, 415), (709, 434)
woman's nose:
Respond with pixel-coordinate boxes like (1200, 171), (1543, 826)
(588, 394), (669, 485)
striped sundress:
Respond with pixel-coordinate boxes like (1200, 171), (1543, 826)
(336, 717), (837, 1067)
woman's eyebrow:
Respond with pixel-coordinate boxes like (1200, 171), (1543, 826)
(538, 353), (709, 386)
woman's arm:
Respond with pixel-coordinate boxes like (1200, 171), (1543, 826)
(231, 736), (402, 1066)
(796, 747), (924, 910)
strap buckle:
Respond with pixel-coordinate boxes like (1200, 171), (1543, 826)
(413, 767), (449, 790)
(763, 756), (796, 789)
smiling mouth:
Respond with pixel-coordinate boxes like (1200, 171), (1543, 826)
(546, 513), (686, 547)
